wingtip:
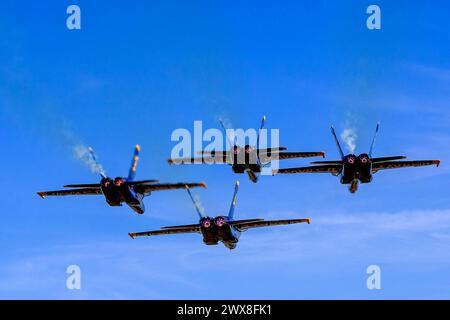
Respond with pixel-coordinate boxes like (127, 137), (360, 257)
(306, 218), (311, 224)
(167, 159), (174, 165)
(128, 233), (136, 239)
(271, 169), (277, 176)
(236, 180), (240, 187)
(37, 192), (46, 199)
(135, 144), (141, 152)
(320, 151), (326, 158)
(434, 160), (441, 167)
(200, 182), (208, 189)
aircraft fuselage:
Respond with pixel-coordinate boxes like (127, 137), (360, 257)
(100, 177), (145, 214)
(340, 153), (373, 184)
(230, 145), (262, 183)
(339, 154), (373, 193)
(200, 216), (240, 250)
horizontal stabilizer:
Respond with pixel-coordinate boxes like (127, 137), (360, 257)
(260, 152), (325, 164)
(310, 160), (343, 165)
(134, 182), (207, 194)
(273, 165), (341, 175)
(168, 154), (230, 165)
(63, 180), (159, 188)
(229, 218), (264, 224)
(256, 147), (288, 154)
(127, 179), (159, 185)
(231, 218), (311, 231)
(196, 150), (227, 155)
(161, 223), (203, 230)
(371, 156), (406, 163)
(64, 183), (101, 188)
(279, 152), (325, 159)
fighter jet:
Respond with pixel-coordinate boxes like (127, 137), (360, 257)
(273, 123), (441, 193)
(37, 145), (206, 214)
(168, 116), (325, 183)
(128, 181), (310, 249)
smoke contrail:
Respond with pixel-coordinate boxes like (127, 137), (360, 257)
(61, 127), (107, 177)
(341, 127), (358, 154)
(216, 115), (233, 130)
(72, 145), (107, 177)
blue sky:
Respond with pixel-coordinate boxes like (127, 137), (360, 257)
(1, 0), (450, 299)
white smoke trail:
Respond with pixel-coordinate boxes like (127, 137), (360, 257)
(60, 126), (107, 177)
(340, 128), (358, 154)
(216, 115), (233, 130)
(72, 145), (107, 177)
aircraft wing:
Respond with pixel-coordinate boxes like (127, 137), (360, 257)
(37, 187), (102, 198)
(273, 164), (341, 175)
(371, 156), (407, 163)
(310, 160), (343, 165)
(63, 180), (159, 188)
(372, 160), (440, 172)
(196, 151), (228, 156)
(231, 218), (310, 231)
(129, 225), (201, 238)
(256, 147), (288, 154)
(128, 180), (159, 185)
(278, 152), (325, 159)
(161, 223), (203, 229)
(134, 182), (207, 194)
(63, 183), (101, 188)
(261, 152), (325, 162)
(168, 153), (230, 165)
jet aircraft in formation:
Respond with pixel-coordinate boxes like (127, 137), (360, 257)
(37, 145), (206, 214)
(37, 120), (441, 248)
(273, 123), (440, 193)
(129, 181), (311, 249)
(168, 116), (325, 183)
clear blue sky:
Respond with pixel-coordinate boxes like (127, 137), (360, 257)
(1, 0), (449, 299)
